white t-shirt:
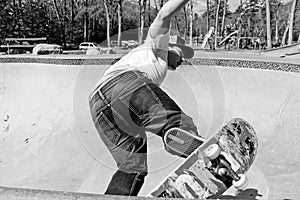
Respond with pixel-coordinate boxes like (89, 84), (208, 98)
(96, 31), (170, 89)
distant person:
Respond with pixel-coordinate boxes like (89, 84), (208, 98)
(89, 0), (203, 196)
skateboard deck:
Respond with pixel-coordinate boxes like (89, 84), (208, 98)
(149, 118), (258, 199)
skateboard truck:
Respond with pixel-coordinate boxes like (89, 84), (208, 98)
(204, 144), (249, 190)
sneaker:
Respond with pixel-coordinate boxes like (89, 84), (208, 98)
(164, 127), (205, 157)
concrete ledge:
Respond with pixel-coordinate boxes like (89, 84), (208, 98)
(0, 186), (152, 200)
(1, 53), (300, 74)
(0, 54), (300, 73)
(0, 186), (235, 200)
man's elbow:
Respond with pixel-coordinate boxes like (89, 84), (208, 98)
(156, 10), (172, 22)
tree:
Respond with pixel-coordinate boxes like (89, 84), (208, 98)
(220, 0), (228, 36)
(183, 5), (188, 37)
(274, 0), (282, 44)
(103, 0), (111, 47)
(288, 0), (298, 45)
(138, 0), (147, 44)
(84, 0), (89, 42)
(281, 18), (290, 46)
(148, 0), (151, 26)
(117, 0), (123, 47)
(265, 0), (272, 48)
(206, 0), (211, 32)
(189, 0), (194, 45)
(214, 0), (221, 48)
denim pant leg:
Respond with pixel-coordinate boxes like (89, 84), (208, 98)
(105, 170), (146, 196)
(122, 81), (199, 154)
(89, 72), (150, 196)
(89, 71), (199, 196)
(90, 94), (147, 196)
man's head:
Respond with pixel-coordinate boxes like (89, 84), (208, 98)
(167, 35), (194, 70)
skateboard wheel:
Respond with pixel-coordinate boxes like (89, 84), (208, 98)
(218, 168), (227, 176)
(204, 144), (221, 160)
(233, 174), (248, 190)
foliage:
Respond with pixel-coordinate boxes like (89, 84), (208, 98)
(0, 0), (299, 47)
(215, 0), (299, 43)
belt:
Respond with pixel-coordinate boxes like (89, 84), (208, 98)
(89, 70), (143, 106)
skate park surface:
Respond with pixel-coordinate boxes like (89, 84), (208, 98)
(0, 52), (300, 199)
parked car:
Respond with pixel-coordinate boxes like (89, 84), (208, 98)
(127, 40), (139, 48)
(79, 42), (100, 50)
(110, 40), (118, 47)
(32, 44), (62, 55)
(121, 40), (129, 48)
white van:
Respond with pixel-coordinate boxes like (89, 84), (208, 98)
(79, 42), (99, 50)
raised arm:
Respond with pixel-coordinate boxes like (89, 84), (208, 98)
(150, 0), (190, 38)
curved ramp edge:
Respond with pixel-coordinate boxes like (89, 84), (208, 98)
(0, 186), (223, 200)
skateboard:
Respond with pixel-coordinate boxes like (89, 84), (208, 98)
(149, 118), (258, 199)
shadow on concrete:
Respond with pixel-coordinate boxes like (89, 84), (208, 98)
(219, 188), (263, 200)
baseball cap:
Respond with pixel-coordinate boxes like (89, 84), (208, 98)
(169, 35), (194, 59)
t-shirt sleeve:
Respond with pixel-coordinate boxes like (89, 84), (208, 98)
(145, 29), (170, 52)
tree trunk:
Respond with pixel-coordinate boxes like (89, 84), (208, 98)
(288, 0), (297, 45)
(206, 0), (210, 32)
(71, 0), (74, 23)
(281, 21), (289, 46)
(62, 0), (67, 48)
(189, 0), (193, 46)
(83, 0), (89, 42)
(148, 0), (151, 26)
(139, 0), (147, 44)
(174, 15), (181, 33)
(247, 18), (251, 36)
(265, 0), (272, 49)
(221, 0), (227, 37)
(18, 0), (23, 37)
(70, 0), (74, 40)
(117, 0), (122, 47)
(160, 0), (164, 9)
(154, 0), (159, 13)
(237, 0), (243, 49)
(83, 17), (87, 42)
(214, 0), (221, 48)
(12, 0), (16, 34)
(104, 0), (111, 47)
(52, 0), (61, 21)
(275, 3), (280, 44)
(52, 0), (67, 45)
(183, 5), (188, 38)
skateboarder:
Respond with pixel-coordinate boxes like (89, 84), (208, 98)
(89, 0), (203, 196)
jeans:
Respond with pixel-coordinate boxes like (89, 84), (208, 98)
(89, 70), (198, 196)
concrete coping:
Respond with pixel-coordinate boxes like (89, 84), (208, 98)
(0, 53), (300, 74)
(0, 186), (200, 200)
